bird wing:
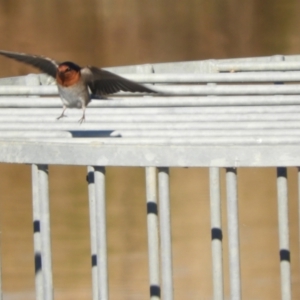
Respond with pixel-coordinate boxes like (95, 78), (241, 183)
(81, 66), (156, 95)
(0, 50), (59, 78)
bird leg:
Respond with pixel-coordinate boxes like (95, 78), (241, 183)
(78, 107), (86, 124)
(56, 105), (67, 120)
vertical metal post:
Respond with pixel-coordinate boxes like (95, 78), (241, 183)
(225, 168), (241, 300)
(94, 166), (108, 300)
(209, 167), (224, 300)
(0, 242), (2, 300)
(298, 168), (300, 274)
(87, 166), (98, 300)
(28, 74), (50, 300)
(145, 167), (161, 300)
(38, 165), (53, 300)
(0, 238), (2, 300)
(277, 167), (291, 300)
(158, 167), (173, 300)
(32, 164), (44, 300)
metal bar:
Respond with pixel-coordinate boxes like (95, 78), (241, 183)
(158, 167), (173, 300)
(0, 74), (53, 86)
(4, 129), (300, 139)
(3, 129), (300, 139)
(3, 112), (300, 123)
(209, 168), (224, 300)
(87, 166), (98, 300)
(4, 119), (300, 132)
(0, 132), (73, 138)
(226, 168), (241, 300)
(4, 121), (300, 132)
(90, 95), (300, 106)
(217, 61), (300, 72)
(0, 85), (58, 95)
(4, 104), (300, 115)
(113, 71), (300, 83)
(11, 136), (300, 146)
(109, 54), (300, 72)
(3, 142), (300, 167)
(6, 71), (300, 86)
(31, 164), (44, 300)
(276, 168), (291, 300)
(3, 95), (300, 107)
(6, 82), (300, 95)
(214, 54), (298, 63)
(145, 167), (161, 300)
(94, 166), (109, 300)
(0, 234), (2, 300)
(5, 121), (300, 132)
(0, 249), (2, 300)
(149, 55), (300, 73)
(152, 84), (300, 95)
(109, 129), (300, 138)
(38, 164), (53, 300)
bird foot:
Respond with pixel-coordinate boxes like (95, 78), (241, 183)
(56, 114), (67, 120)
(78, 116), (85, 124)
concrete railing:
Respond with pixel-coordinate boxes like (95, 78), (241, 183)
(0, 54), (299, 300)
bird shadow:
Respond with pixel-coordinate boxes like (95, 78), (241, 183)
(69, 130), (121, 138)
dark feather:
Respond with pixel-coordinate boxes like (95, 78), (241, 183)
(0, 50), (58, 78)
(83, 67), (156, 95)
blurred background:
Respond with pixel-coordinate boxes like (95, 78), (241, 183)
(0, 0), (300, 299)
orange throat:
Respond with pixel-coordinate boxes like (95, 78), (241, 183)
(56, 70), (81, 87)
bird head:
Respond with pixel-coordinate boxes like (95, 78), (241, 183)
(56, 62), (81, 86)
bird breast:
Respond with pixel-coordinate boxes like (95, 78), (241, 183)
(57, 83), (90, 108)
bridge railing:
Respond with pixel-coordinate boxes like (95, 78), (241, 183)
(0, 54), (299, 300)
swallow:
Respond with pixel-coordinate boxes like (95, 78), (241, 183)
(0, 50), (156, 123)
